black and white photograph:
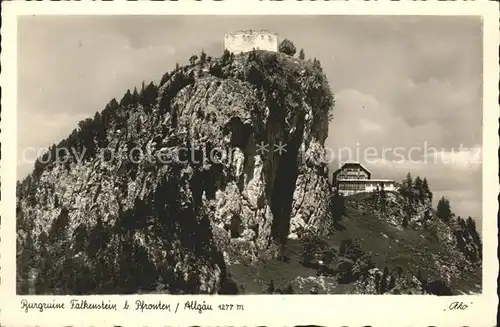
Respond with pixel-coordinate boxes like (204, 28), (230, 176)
(13, 14), (487, 297)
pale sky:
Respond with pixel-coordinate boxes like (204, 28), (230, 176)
(17, 15), (483, 224)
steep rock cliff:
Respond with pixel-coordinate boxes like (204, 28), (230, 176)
(16, 50), (335, 294)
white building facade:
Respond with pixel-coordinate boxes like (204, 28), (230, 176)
(332, 162), (398, 196)
(223, 30), (278, 54)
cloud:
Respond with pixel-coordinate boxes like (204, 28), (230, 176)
(426, 145), (483, 171)
(358, 118), (385, 134)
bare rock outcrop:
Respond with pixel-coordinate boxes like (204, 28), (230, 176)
(16, 50), (335, 294)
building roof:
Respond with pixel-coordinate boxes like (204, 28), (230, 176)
(336, 178), (395, 183)
(332, 162), (371, 177)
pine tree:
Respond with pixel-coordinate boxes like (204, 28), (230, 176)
(436, 196), (452, 223)
(140, 81), (146, 100)
(388, 274), (396, 290)
(140, 82), (158, 109)
(222, 50), (231, 64)
(458, 216), (466, 229)
(120, 89), (133, 107)
(329, 190), (345, 224)
(108, 98), (119, 111)
(423, 208), (434, 228)
(372, 184), (380, 212)
(189, 55), (198, 66)
(400, 172), (415, 226)
(414, 176), (423, 202)
(160, 72), (171, 86)
(466, 216), (481, 246)
(93, 111), (107, 147)
(404, 173), (413, 195)
(379, 183), (387, 215)
(200, 49), (207, 66)
(422, 178), (432, 202)
(312, 58), (322, 71)
(132, 87), (139, 104)
(299, 48), (305, 60)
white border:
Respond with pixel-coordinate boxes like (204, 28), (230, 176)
(1, 1), (498, 326)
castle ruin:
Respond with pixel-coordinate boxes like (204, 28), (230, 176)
(223, 30), (278, 54)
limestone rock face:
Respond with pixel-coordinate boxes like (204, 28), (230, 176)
(290, 140), (332, 236)
(16, 50), (335, 294)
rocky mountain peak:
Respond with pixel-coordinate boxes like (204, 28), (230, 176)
(17, 48), (335, 294)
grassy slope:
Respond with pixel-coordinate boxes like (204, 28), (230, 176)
(228, 192), (481, 294)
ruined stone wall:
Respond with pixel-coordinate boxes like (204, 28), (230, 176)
(224, 30), (278, 54)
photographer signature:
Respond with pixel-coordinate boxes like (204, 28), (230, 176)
(445, 301), (472, 311)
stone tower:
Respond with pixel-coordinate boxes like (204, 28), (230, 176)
(223, 30), (278, 54)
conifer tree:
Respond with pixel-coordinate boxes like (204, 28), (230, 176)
(436, 196), (452, 223)
(93, 111), (107, 147)
(200, 49), (207, 66)
(329, 190), (345, 223)
(379, 183), (387, 215)
(107, 98), (119, 111)
(299, 48), (305, 60)
(400, 172), (415, 226)
(388, 274), (396, 290)
(140, 82), (158, 109)
(422, 178), (432, 202)
(189, 55), (198, 66)
(222, 50), (231, 64)
(312, 58), (322, 71)
(414, 176), (423, 202)
(132, 87), (139, 104)
(457, 216), (465, 228)
(466, 216), (481, 247)
(404, 173), (413, 194)
(160, 72), (171, 87)
(120, 89), (133, 107)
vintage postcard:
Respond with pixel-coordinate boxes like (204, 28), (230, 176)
(1, 1), (498, 326)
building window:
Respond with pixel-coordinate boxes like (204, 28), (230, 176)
(339, 182), (365, 191)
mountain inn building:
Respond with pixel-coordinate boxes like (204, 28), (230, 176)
(332, 162), (398, 196)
